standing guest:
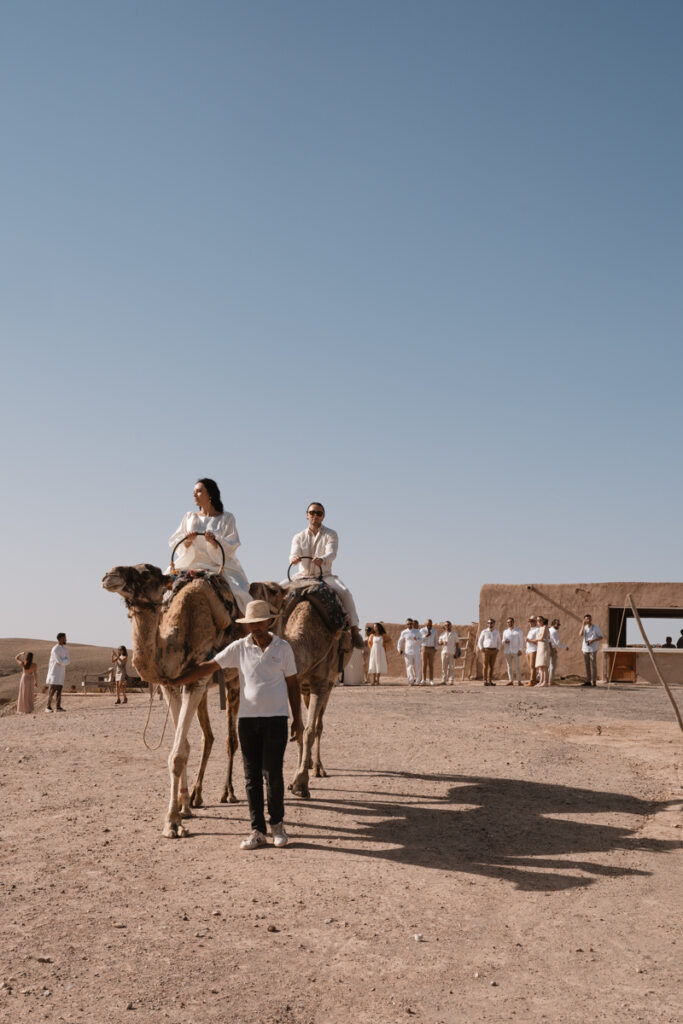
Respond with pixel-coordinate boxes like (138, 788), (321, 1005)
(676, 630), (683, 649)
(501, 617), (524, 686)
(438, 621), (459, 685)
(287, 502), (364, 648)
(477, 618), (501, 686)
(169, 477), (251, 614)
(662, 636), (676, 649)
(398, 619), (423, 685)
(362, 626), (373, 683)
(534, 616), (551, 687)
(579, 614), (603, 687)
(525, 616), (539, 686)
(112, 645), (129, 705)
(367, 623), (389, 686)
(15, 652), (38, 714)
(45, 633), (70, 713)
(163, 600), (302, 850)
(548, 619), (567, 684)
(420, 619), (439, 685)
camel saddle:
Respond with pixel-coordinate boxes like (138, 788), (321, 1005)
(282, 580), (347, 635)
(164, 570), (237, 622)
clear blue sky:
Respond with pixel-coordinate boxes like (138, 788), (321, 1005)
(2, 0), (682, 646)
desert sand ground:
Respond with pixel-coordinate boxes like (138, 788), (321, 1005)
(1, 660), (682, 1024)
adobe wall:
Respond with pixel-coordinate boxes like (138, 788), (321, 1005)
(477, 582), (683, 680)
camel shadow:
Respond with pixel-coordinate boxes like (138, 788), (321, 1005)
(292, 769), (680, 890)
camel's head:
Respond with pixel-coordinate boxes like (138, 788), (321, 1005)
(102, 563), (170, 608)
(249, 580), (287, 613)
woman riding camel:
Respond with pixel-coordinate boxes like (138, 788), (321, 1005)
(168, 478), (251, 614)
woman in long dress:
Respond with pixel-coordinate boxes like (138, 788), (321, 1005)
(368, 623), (389, 686)
(534, 616), (550, 687)
(112, 645), (129, 705)
(15, 652), (38, 714)
(168, 478), (251, 614)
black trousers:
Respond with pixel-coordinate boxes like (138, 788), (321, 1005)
(238, 716), (288, 834)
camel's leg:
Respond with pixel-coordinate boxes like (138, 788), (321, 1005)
(163, 683), (207, 839)
(313, 685), (334, 778)
(291, 688), (324, 799)
(220, 678), (240, 803)
(189, 690), (214, 808)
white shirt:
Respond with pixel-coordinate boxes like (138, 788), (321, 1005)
(478, 628), (501, 650)
(420, 627), (439, 649)
(549, 627), (567, 651)
(502, 627), (524, 655)
(525, 627), (539, 653)
(439, 630), (458, 655)
(214, 634), (297, 718)
(290, 525), (338, 578)
(581, 625), (603, 654)
(46, 644), (70, 686)
(398, 628), (422, 656)
(169, 510), (246, 578)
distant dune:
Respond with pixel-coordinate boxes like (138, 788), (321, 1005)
(0, 638), (121, 708)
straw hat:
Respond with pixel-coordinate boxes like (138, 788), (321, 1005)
(236, 600), (275, 624)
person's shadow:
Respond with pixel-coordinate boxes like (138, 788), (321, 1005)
(291, 769), (680, 891)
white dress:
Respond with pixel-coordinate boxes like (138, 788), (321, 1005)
(368, 636), (387, 674)
(168, 510), (251, 614)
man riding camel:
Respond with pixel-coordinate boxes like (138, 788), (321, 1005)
(285, 502), (364, 649)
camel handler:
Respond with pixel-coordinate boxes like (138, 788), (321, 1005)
(284, 501), (365, 649)
(160, 600), (303, 850)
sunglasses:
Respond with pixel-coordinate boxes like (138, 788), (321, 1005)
(307, 510), (324, 516)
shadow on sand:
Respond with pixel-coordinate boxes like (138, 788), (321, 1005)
(290, 768), (680, 891)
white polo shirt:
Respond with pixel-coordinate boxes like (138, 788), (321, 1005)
(214, 634), (297, 718)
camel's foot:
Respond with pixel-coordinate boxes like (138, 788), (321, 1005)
(314, 765), (327, 779)
(291, 775), (311, 799)
(220, 788), (238, 804)
(163, 819), (190, 839)
(179, 805), (194, 819)
(189, 787), (203, 809)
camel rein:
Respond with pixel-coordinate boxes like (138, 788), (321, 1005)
(142, 683), (171, 751)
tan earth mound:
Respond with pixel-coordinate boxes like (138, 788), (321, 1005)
(1, 675), (681, 1023)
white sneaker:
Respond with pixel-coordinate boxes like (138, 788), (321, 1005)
(271, 822), (288, 848)
(240, 830), (267, 850)
(45, 707), (54, 713)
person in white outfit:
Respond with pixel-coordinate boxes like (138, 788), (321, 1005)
(420, 619), (439, 685)
(168, 478), (251, 614)
(397, 619), (423, 685)
(548, 618), (567, 684)
(525, 616), (540, 686)
(501, 617), (524, 686)
(286, 502), (363, 647)
(45, 632), (70, 713)
(438, 621), (459, 685)
(478, 619), (501, 685)
(579, 614), (603, 686)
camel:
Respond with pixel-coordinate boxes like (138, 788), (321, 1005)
(251, 579), (353, 799)
(101, 563), (242, 837)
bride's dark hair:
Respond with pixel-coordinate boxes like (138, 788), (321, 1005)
(197, 478), (224, 514)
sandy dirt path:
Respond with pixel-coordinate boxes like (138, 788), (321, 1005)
(1, 680), (682, 1023)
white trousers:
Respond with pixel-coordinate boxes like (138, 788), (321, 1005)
(441, 650), (454, 683)
(504, 652), (522, 683)
(549, 648), (558, 683)
(403, 651), (421, 684)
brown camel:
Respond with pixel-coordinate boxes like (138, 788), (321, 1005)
(251, 580), (353, 799)
(101, 563), (242, 837)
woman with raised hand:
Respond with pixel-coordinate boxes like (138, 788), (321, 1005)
(168, 478), (251, 613)
(15, 651), (38, 714)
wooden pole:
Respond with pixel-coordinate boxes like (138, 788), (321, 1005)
(627, 594), (683, 734)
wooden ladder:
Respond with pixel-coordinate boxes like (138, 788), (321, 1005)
(456, 624), (478, 680)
